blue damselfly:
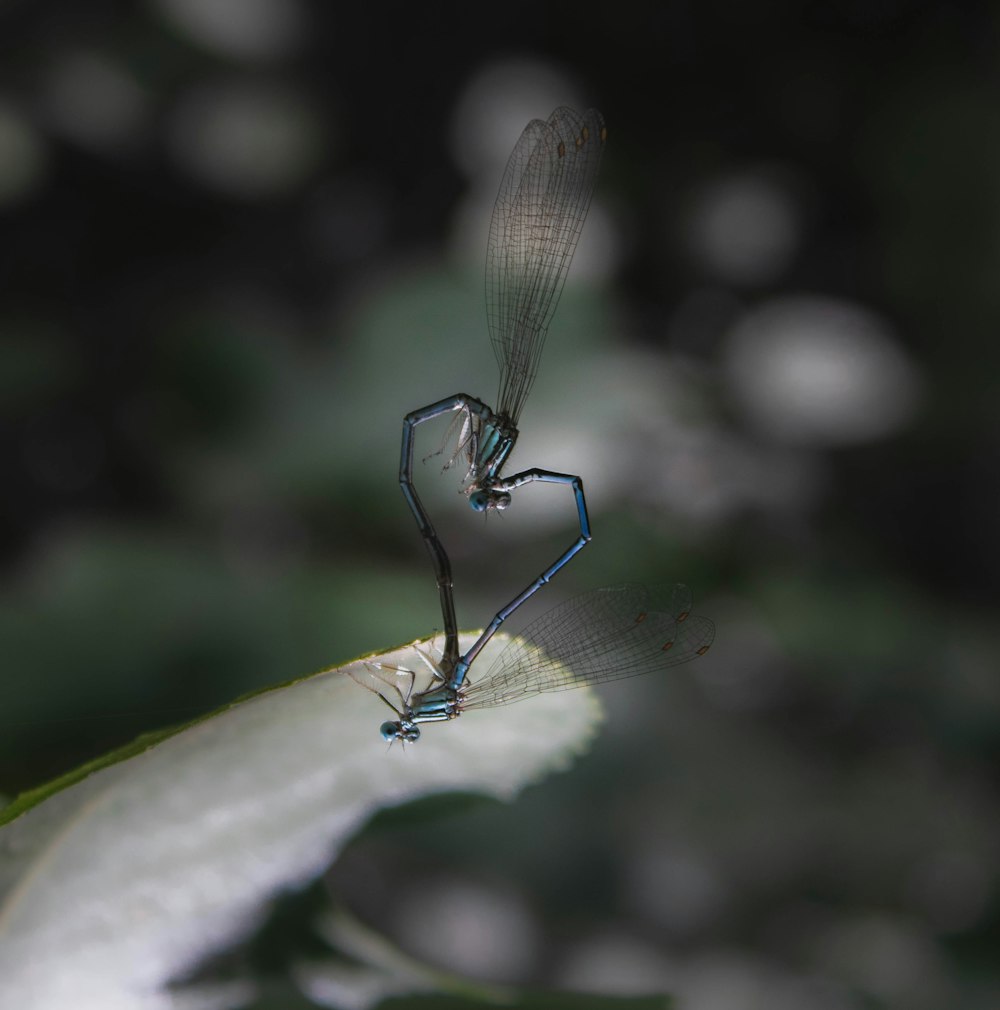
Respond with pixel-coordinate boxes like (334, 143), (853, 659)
(400, 107), (606, 688)
(353, 583), (714, 743)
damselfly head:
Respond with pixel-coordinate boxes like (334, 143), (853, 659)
(468, 489), (512, 513)
(380, 719), (420, 743)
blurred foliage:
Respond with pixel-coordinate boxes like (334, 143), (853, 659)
(375, 995), (670, 1010)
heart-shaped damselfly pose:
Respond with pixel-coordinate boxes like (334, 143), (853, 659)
(351, 584), (715, 742)
(400, 107), (606, 689)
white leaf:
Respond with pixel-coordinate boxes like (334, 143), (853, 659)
(0, 631), (602, 1010)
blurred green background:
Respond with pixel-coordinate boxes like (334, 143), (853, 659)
(1, 1), (998, 1007)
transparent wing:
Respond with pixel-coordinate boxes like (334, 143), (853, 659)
(347, 659), (424, 712)
(461, 584), (715, 709)
(347, 633), (453, 698)
(486, 106), (606, 424)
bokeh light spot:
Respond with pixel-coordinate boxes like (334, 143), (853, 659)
(722, 296), (922, 445)
(151, 0), (305, 61)
(684, 168), (804, 285)
(42, 51), (148, 152)
(168, 80), (325, 198)
(0, 101), (47, 206)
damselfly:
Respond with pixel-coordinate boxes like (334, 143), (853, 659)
(351, 584), (714, 743)
(400, 107), (606, 688)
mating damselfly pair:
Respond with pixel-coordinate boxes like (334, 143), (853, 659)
(361, 107), (713, 742)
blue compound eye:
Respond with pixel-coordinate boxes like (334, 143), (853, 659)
(469, 490), (489, 512)
(380, 721), (400, 741)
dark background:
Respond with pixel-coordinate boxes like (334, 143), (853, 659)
(2, 1), (998, 1007)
